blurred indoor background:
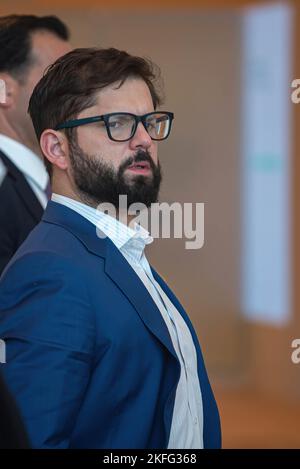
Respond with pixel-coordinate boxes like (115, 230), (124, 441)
(1, 0), (299, 448)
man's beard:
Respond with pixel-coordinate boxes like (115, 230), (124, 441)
(68, 138), (162, 209)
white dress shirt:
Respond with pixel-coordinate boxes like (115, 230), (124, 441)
(0, 134), (49, 208)
(52, 193), (204, 449)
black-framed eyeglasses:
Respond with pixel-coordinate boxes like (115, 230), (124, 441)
(55, 111), (174, 142)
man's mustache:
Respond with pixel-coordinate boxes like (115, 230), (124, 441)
(120, 150), (156, 173)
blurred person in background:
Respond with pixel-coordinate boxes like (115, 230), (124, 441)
(0, 14), (71, 275)
(0, 47), (221, 449)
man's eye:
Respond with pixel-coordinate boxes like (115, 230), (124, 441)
(146, 120), (156, 130)
(109, 120), (123, 128)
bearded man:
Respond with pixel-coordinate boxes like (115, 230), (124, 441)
(0, 48), (221, 449)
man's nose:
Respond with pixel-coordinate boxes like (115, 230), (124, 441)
(129, 122), (152, 150)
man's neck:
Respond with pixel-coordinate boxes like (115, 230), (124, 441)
(0, 123), (41, 157)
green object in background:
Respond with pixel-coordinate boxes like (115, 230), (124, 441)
(249, 154), (283, 172)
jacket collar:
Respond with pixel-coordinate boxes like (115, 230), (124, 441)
(42, 200), (107, 258)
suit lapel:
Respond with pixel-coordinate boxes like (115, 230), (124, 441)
(104, 241), (179, 361)
(151, 266), (196, 341)
(0, 151), (43, 221)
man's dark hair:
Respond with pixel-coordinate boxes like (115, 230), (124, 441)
(0, 14), (69, 80)
(28, 47), (163, 177)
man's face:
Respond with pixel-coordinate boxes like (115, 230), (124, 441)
(14, 30), (71, 151)
(67, 77), (162, 208)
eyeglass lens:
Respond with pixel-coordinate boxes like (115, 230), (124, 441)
(107, 113), (171, 141)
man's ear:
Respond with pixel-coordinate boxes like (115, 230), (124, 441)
(0, 73), (19, 108)
(40, 129), (69, 172)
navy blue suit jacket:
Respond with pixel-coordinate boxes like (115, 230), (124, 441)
(0, 201), (221, 448)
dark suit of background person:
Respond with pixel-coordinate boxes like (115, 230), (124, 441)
(0, 15), (71, 275)
(0, 150), (44, 275)
(0, 373), (30, 448)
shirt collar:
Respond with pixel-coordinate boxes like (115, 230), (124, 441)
(0, 134), (48, 191)
(51, 193), (153, 257)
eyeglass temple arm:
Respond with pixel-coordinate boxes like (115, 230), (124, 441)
(55, 116), (104, 130)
